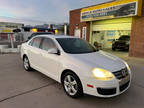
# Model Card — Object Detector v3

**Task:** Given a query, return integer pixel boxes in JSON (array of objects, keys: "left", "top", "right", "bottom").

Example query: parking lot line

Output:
[{"left": 0, "top": 82, "right": 56, "bottom": 103}]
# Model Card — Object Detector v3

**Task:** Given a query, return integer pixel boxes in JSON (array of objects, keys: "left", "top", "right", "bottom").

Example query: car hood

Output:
[{"left": 69, "top": 51, "right": 126, "bottom": 72}]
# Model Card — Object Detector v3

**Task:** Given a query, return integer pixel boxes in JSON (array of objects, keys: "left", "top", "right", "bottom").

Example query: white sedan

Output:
[{"left": 21, "top": 35, "right": 131, "bottom": 98}]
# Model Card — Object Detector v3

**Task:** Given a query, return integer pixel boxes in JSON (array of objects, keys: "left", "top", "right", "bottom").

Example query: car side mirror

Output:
[{"left": 48, "top": 48, "right": 60, "bottom": 55}]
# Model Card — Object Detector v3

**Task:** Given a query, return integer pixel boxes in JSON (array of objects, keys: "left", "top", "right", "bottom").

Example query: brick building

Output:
[{"left": 69, "top": 0, "right": 144, "bottom": 58}]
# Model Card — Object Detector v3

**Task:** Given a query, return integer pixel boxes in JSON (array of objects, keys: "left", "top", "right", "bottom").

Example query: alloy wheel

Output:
[
  {"left": 23, "top": 57, "right": 29, "bottom": 70},
  {"left": 64, "top": 75, "right": 78, "bottom": 96}
]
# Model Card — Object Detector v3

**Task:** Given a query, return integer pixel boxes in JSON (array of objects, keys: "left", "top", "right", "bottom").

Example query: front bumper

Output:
[{"left": 82, "top": 71, "right": 131, "bottom": 98}]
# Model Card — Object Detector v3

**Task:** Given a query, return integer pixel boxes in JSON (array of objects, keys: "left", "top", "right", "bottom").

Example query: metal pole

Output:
[
  {"left": 64, "top": 24, "right": 67, "bottom": 35},
  {"left": 9, "top": 34, "right": 14, "bottom": 48},
  {"left": 0, "top": 33, "right": 1, "bottom": 40}
]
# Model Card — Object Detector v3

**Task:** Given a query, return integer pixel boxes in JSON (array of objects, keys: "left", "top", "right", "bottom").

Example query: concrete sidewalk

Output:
[{"left": 0, "top": 54, "right": 144, "bottom": 108}]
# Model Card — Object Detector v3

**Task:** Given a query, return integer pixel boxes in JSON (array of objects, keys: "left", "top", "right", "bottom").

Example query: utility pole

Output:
[
  {"left": 64, "top": 23, "right": 67, "bottom": 35},
  {"left": 9, "top": 34, "right": 14, "bottom": 48}
]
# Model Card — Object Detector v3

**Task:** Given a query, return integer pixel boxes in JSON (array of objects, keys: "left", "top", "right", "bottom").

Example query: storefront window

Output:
[{"left": 92, "top": 30, "right": 131, "bottom": 49}]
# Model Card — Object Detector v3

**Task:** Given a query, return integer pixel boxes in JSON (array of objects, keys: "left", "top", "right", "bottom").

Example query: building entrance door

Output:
[
  {"left": 74, "top": 29, "right": 81, "bottom": 38},
  {"left": 92, "top": 31, "right": 105, "bottom": 49}
]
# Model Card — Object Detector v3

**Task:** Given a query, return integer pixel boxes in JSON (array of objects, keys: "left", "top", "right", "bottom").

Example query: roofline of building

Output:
[
  {"left": 70, "top": 0, "right": 115, "bottom": 12},
  {"left": 22, "top": 26, "right": 56, "bottom": 30},
  {"left": 0, "top": 21, "right": 24, "bottom": 25}
]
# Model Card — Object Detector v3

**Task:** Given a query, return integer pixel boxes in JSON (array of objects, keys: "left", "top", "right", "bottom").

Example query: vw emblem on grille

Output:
[{"left": 122, "top": 69, "right": 127, "bottom": 77}]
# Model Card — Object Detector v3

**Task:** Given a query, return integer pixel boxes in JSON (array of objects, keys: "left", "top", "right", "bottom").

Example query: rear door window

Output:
[
  {"left": 31, "top": 37, "right": 42, "bottom": 48},
  {"left": 40, "top": 38, "right": 57, "bottom": 51}
]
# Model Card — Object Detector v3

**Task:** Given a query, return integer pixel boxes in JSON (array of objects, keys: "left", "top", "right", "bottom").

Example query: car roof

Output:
[{"left": 35, "top": 35, "right": 78, "bottom": 39}]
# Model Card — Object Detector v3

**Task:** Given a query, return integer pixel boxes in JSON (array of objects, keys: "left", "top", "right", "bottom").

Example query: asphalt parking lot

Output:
[{"left": 0, "top": 53, "right": 144, "bottom": 108}]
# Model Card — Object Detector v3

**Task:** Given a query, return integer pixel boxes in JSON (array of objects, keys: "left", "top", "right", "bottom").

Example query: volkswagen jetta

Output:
[{"left": 21, "top": 35, "right": 131, "bottom": 98}]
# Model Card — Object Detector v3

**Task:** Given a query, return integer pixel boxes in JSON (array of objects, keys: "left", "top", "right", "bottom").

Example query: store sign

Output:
[
  {"left": 2, "top": 29, "right": 12, "bottom": 33},
  {"left": 81, "top": 0, "right": 142, "bottom": 22}
]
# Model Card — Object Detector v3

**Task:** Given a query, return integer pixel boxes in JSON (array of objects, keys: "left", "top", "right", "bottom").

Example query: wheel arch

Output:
[
  {"left": 60, "top": 69, "right": 84, "bottom": 98},
  {"left": 23, "top": 54, "right": 28, "bottom": 60},
  {"left": 60, "top": 69, "right": 81, "bottom": 84}
]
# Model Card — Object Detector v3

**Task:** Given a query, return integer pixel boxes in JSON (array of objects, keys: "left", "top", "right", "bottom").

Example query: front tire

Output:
[
  {"left": 23, "top": 56, "right": 32, "bottom": 71},
  {"left": 62, "top": 72, "right": 83, "bottom": 98}
]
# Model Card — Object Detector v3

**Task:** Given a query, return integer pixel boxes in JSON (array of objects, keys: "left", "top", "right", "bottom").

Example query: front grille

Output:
[
  {"left": 97, "top": 88, "right": 116, "bottom": 95},
  {"left": 115, "top": 42, "right": 126, "bottom": 46},
  {"left": 120, "top": 81, "right": 130, "bottom": 92},
  {"left": 113, "top": 67, "right": 129, "bottom": 80}
]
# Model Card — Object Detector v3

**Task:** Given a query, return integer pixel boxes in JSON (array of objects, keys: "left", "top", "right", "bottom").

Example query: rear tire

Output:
[
  {"left": 61, "top": 72, "right": 83, "bottom": 98},
  {"left": 23, "top": 56, "right": 32, "bottom": 71}
]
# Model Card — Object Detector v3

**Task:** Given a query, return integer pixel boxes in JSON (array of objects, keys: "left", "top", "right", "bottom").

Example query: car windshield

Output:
[
  {"left": 119, "top": 36, "right": 130, "bottom": 41},
  {"left": 56, "top": 38, "right": 97, "bottom": 54}
]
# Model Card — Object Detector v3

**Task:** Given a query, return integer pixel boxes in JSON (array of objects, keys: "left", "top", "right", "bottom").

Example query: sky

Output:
[{"left": 0, "top": 0, "right": 110, "bottom": 25}]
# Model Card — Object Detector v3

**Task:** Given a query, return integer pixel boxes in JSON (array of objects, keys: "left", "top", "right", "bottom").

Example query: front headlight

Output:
[{"left": 92, "top": 68, "right": 114, "bottom": 80}]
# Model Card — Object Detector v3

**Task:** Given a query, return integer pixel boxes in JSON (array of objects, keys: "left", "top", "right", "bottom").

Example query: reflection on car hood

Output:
[{"left": 70, "top": 51, "right": 126, "bottom": 72}]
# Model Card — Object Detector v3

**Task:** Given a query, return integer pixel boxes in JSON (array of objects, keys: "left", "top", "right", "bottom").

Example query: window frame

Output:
[{"left": 28, "top": 39, "right": 34, "bottom": 46}]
